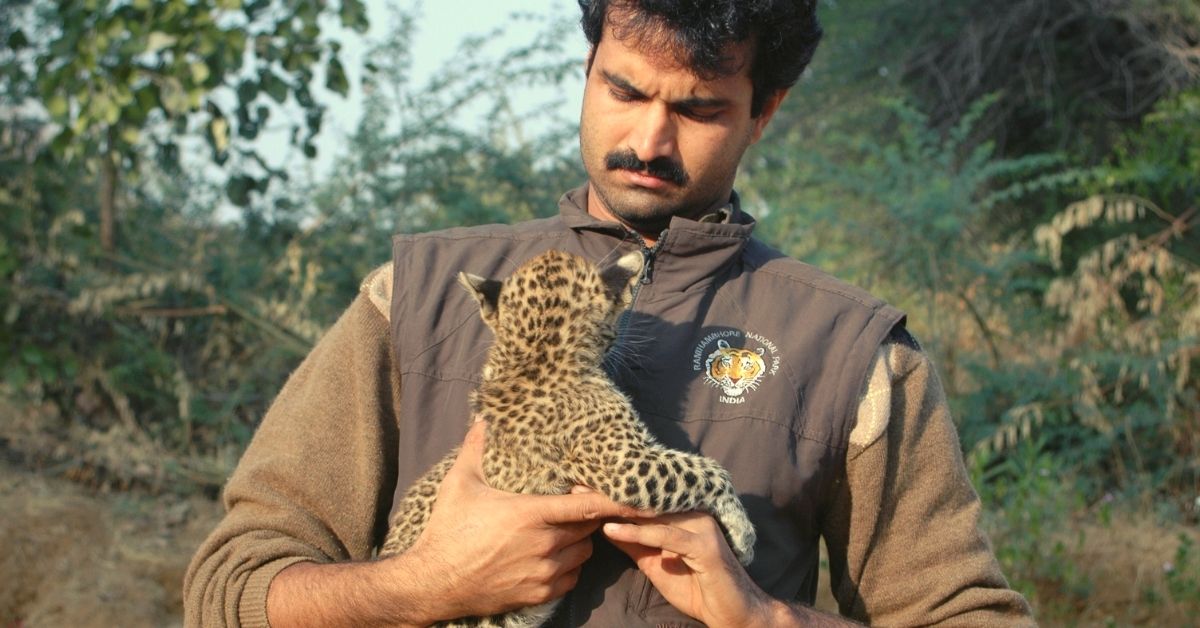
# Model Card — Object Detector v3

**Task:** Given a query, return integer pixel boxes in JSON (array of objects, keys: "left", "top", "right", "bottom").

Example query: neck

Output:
[
  {"left": 584, "top": 190, "right": 660, "bottom": 246},
  {"left": 486, "top": 340, "right": 607, "bottom": 376}
]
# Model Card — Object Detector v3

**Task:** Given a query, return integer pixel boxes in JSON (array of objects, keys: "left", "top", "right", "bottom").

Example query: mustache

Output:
[{"left": 604, "top": 149, "right": 689, "bottom": 187}]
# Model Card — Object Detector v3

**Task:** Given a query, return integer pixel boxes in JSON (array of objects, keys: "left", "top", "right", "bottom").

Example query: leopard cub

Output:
[{"left": 378, "top": 249, "right": 755, "bottom": 628}]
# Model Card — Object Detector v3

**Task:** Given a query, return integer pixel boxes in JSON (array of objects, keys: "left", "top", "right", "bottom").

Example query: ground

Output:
[{"left": 0, "top": 458, "right": 223, "bottom": 627}]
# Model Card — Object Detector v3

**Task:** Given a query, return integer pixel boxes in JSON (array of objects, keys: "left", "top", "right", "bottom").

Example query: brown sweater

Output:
[{"left": 183, "top": 264, "right": 1034, "bottom": 627}]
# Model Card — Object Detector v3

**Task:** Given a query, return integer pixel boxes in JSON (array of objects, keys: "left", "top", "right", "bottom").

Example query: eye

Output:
[
  {"left": 609, "top": 88, "right": 639, "bottom": 103},
  {"left": 679, "top": 106, "right": 721, "bottom": 122}
]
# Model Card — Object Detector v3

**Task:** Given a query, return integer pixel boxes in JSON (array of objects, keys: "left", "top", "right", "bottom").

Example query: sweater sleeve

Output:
[
  {"left": 183, "top": 265, "right": 401, "bottom": 628},
  {"left": 821, "top": 333, "right": 1036, "bottom": 626}
]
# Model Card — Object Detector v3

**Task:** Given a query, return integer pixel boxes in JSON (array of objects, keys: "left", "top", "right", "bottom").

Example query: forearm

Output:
[
  {"left": 762, "top": 599, "right": 862, "bottom": 627},
  {"left": 266, "top": 558, "right": 443, "bottom": 628}
]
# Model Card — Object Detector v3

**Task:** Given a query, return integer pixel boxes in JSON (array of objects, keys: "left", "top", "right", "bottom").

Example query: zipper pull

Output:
[
  {"left": 639, "top": 230, "right": 667, "bottom": 285},
  {"left": 640, "top": 246, "right": 655, "bottom": 285}
]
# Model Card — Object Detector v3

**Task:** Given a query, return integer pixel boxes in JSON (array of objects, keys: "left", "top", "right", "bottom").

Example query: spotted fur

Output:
[{"left": 378, "top": 249, "right": 755, "bottom": 628}]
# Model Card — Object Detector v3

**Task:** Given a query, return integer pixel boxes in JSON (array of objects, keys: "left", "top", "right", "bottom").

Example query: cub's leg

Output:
[
  {"left": 565, "top": 447, "right": 756, "bottom": 565},
  {"left": 379, "top": 450, "right": 456, "bottom": 556},
  {"left": 379, "top": 449, "right": 559, "bottom": 628}
]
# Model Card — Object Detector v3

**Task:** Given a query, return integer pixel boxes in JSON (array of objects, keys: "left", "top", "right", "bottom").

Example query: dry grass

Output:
[
  {"left": 0, "top": 459, "right": 222, "bottom": 627},
  {"left": 1043, "top": 515, "right": 1200, "bottom": 626}
]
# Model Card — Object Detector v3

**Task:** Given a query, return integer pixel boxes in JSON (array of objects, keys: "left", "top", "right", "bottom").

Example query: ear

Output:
[
  {"left": 584, "top": 45, "right": 597, "bottom": 76},
  {"left": 457, "top": 272, "right": 502, "bottom": 325},
  {"left": 750, "top": 88, "right": 789, "bottom": 144},
  {"left": 600, "top": 250, "right": 643, "bottom": 306}
]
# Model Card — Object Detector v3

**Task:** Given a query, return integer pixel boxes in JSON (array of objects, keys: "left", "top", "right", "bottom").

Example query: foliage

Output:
[
  {"left": 874, "top": 0, "right": 1200, "bottom": 158},
  {"left": 6, "top": 0, "right": 365, "bottom": 168},
  {"left": 0, "top": 0, "right": 368, "bottom": 267},
  {"left": 1019, "top": 90, "right": 1199, "bottom": 500},
  {"left": 0, "top": 0, "right": 372, "bottom": 487},
  {"left": 1164, "top": 533, "right": 1200, "bottom": 608},
  {"left": 0, "top": 125, "right": 321, "bottom": 489},
  {"left": 750, "top": 94, "right": 1072, "bottom": 385},
  {"left": 0, "top": 2, "right": 582, "bottom": 482},
  {"left": 972, "top": 440, "right": 1091, "bottom": 614},
  {"left": 294, "top": 7, "right": 585, "bottom": 308},
  {"left": 326, "top": 6, "right": 583, "bottom": 225},
  {"left": 750, "top": 0, "right": 1198, "bottom": 514},
  {"left": 0, "top": 3, "right": 587, "bottom": 492}
]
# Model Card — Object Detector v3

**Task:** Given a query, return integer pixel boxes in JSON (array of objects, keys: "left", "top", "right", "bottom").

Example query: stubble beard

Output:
[
  {"left": 592, "top": 181, "right": 676, "bottom": 235},
  {"left": 591, "top": 148, "right": 698, "bottom": 234}
]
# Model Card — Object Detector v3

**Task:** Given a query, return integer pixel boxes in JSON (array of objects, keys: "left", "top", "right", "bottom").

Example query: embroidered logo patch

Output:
[{"left": 692, "top": 331, "right": 780, "bottom": 404}]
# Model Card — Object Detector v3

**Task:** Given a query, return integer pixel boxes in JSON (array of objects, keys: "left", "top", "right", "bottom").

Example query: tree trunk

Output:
[{"left": 100, "top": 126, "right": 117, "bottom": 253}]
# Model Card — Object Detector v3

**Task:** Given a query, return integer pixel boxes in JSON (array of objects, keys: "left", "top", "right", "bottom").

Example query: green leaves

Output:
[
  {"left": 261, "top": 70, "right": 289, "bottom": 104},
  {"left": 340, "top": 0, "right": 369, "bottom": 33},
  {"left": 6, "top": 28, "right": 29, "bottom": 50},
  {"left": 8, "top": 0, "right": 369, "bottom": 206},
  {"left": 46, "top": 94, "right": 68, "bottom": 118},
  {"left": 146, "top": 31, "right": 177, "bottom": 53},
  {"left": 225, "top": 174, "right": 264, "bottom": 206},
  {"left": 325, "top": 57, "right": 349, "bottom": 96}
]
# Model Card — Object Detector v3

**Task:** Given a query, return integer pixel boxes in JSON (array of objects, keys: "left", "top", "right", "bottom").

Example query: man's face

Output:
[{"left": 579, "top": 22, "right": 783, "bottom": 238}]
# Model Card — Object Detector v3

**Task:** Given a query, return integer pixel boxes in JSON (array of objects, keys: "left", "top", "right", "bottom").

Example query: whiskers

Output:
[{"left": 603, "top": 325, "right": 654, "bottom": 375}]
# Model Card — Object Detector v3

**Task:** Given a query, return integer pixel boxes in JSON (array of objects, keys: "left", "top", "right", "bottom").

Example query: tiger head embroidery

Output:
[{"left": 704, "top": 340, "right": 767, "bottom": 397}]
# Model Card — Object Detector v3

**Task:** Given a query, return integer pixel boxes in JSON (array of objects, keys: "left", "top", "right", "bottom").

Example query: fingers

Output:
[
  {"left": 604, "top": 536, "right": 659, "bottom": 563},
  {"left": 536, "top": 540, "right": 591, "bottom": 601},
  {"left": 537, "top": 490, "right": 655, "bottom": 526},
  {"left": 602, "top": 514, "right": 726, "bottom": 568},
  {"left": 603, "top": 521, "right": 696, "bottom": 556},
  {"left": 546, "top": 565, "right": 584, "bottom": 602},
  {"left": 556, "top": 537, "right": 594, "bottom": 570}
]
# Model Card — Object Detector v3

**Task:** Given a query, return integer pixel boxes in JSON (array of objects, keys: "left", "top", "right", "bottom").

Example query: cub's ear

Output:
[
  {"left": 457, "top": 272, "right": 502, "bottom": 325},
  {"left": 600, "top": 250, "right": 644, "bottom": 306}
]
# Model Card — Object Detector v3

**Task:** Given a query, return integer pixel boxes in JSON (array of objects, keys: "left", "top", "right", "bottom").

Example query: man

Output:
[{"left": 185, "top": 1, "right": 1036, "bottom": 626}]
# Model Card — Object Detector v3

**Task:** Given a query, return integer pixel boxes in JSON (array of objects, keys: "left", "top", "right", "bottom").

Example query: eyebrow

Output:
[{"left": 601, "top": 70, "right": 731, "bottom": 110}]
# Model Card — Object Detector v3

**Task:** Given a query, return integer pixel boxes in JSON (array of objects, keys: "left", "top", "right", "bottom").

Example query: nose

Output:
[{"left": 629, "top": 102, "right": 676, "bottom": 164}]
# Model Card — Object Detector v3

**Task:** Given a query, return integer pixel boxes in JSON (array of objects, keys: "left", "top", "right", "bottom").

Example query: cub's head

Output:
[{"left": 457, "top": 249, "right": 642, "bottom": 363}]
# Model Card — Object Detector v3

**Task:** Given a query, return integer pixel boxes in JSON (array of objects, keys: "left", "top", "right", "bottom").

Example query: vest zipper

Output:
[
  {"left": 631, "top": 233, "right": 666, "bottom": 300},
  {"left": 619, "top": 233, "right": 665, "bottom": 340}
]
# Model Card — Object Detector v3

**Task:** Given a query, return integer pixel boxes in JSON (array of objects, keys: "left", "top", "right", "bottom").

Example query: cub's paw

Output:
[{"left": 715, "top": 497, "right": 756, "bottom": 566}]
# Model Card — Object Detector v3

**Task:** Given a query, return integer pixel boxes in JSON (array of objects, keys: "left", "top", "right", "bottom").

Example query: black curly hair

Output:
[{"left": 578, "top": 0, "right": 822, "bottom": 117}]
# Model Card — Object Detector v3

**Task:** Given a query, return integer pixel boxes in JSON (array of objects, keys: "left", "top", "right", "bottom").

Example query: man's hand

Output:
[
  {"left": 603, "top": 512, "right": 859, "bottom": 628},
  {"left": 602, "top": 511, "right": 777, "bottom": 627},
  {"left": 397, "top": 420, "right": 652, "bottom": 619},
  {"left": 267, "top": 421, "right": 650, "bottom": 627}
]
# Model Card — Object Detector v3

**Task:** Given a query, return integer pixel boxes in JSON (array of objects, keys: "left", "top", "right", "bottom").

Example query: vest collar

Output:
[{"left": 558, "top": 185, "right": 757, "bottom": 295}]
